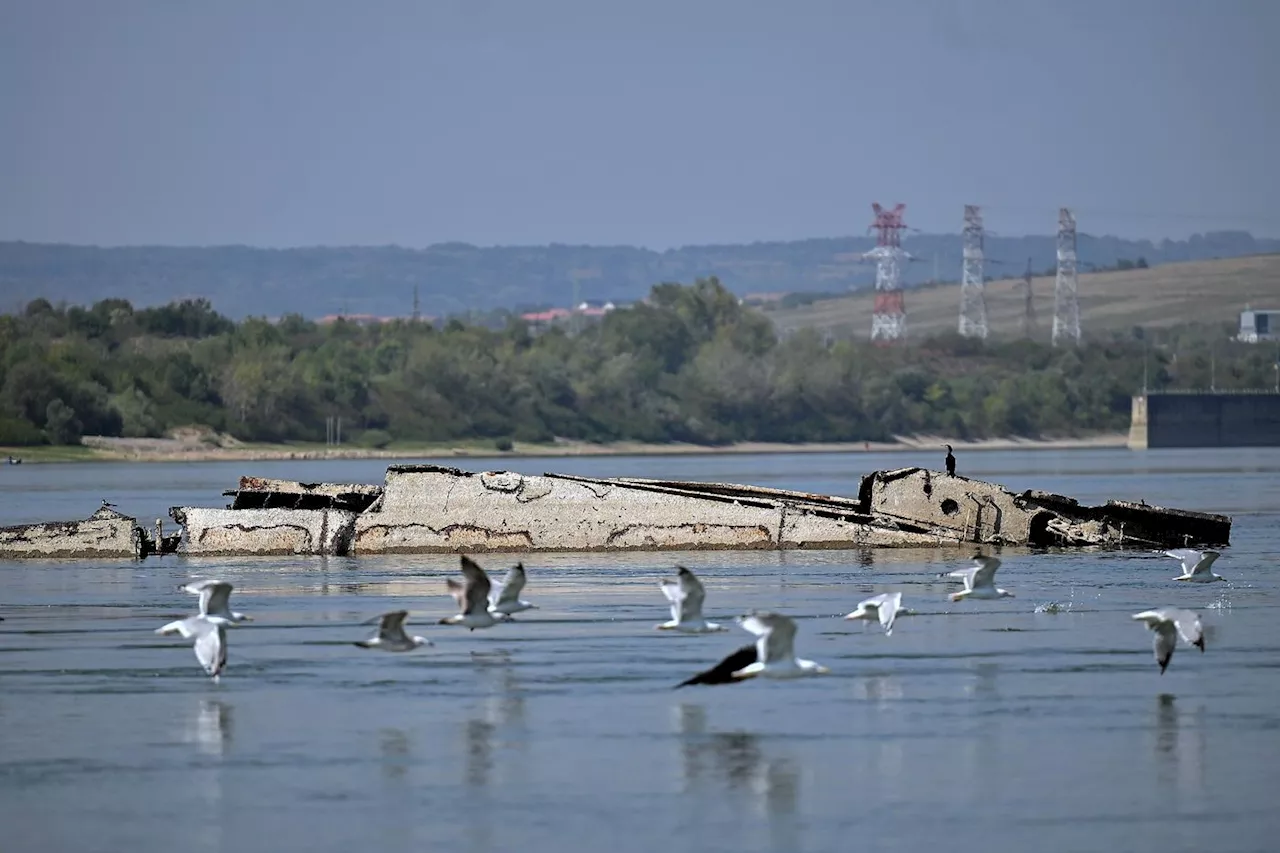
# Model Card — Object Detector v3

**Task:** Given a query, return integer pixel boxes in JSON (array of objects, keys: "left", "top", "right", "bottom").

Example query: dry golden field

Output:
[{"left": 763, "top": 253, "right": 1280, "bottom": 341}]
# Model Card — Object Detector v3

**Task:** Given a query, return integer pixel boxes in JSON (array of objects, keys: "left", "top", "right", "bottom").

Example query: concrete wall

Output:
[{"left": 1129, "top": 393, "right": 1280, "bottom": 449}]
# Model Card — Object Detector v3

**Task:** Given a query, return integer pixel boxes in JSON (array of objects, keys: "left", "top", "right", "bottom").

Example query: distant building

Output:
[
  {"left": 1238, "top": 308, "right": 1280, "bottom": 343},
  {"left": 520, "top": 301, "right": 616, "bottom": 334}
]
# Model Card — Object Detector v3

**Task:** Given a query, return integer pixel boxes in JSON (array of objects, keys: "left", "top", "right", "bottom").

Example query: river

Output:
[{"left": 1, "top": 447, "right": 1278, "bottom": 853}]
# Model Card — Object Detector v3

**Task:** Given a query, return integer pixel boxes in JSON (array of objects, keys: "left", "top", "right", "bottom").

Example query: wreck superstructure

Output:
[{"left": 0, "top": 464, "right": 1232, "bottom": 560}]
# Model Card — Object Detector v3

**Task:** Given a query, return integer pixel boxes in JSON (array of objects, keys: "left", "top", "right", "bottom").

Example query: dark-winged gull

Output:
[
  {"left": 1133, "top": 607, "right": 1205, "bottom": 674},
  {"left": 657, "top": 566, "right": 728, "bottom": 633},
  {"left": 488, "top": 563, "right": 536, "bottom": 620},
  {"left": 947, "top": 553, "right": 1014, "bottom": 602},
  {"left": 844, "top": 592, "right": 906, "bottom": 636},
  {"left": 156, "top": 615, "right": 229, "bottom": 681},
  {"left": 440, "top": 555, "right": 500, "bottom": 631},
  {"left": 675, "top": 611, "right": 829, "bottom": 687},
  {"left": 1164, "top": 549, "right": 1226, "bottom": 584},
  {"left": 181, "top": 579, "right": 252, "bottom": 624},
  {"left": 355, "top": 610, "right": 433, "bottom": 652}
]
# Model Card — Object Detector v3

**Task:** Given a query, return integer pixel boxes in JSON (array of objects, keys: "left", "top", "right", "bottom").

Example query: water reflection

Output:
[
  {"left": 183, "top": 698, "right": 233, "bottom": 757},
  {"left": 853, "top": 674, "right": 904, "bottom": 705},
  {"left": 1152, "top": 694, "right": 1207, "bottom": 799},
  {"left": 672, "top": 703, "right": 800, "bottom": 849},
  {"left": 179, "top": 699, "right": 233, "bottom": 853},
  {"left": 463, "top": 651, "right": 527, "bottom": 791},
  {"left": 965, "top": 662, "right": 1000, "bottom": 701},
  {"left": 379, "top": 728, "right": 411, "bottom": 783}
]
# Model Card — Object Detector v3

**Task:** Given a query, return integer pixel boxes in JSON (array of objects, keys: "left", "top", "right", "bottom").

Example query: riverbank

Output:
[{"left": 1, "top": 432, "right": 1129, "bottom": 464}]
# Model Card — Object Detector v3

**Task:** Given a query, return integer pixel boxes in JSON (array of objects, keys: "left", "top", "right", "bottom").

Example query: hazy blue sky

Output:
[{"left": 2, "top": 0, "right": 1277, "bottom": 248}]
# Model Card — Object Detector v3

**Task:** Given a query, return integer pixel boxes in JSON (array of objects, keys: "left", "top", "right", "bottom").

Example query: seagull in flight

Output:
[
  {"left": 488, "top": 563, "right": 536, "bottom": 620},
  {"left": 1133, "top": 607, "right": 1205, "bottom": 674},
  {"left": 675, "top": 611, "right": 829, "bottom": 687},
  {"left": 156, "top": 615, "right": 229, "bottom": 681},
  {"left": 947, "top": 553, "right": 1014, "bottom": 602},
  {"left": 844, "top": 592, "right": 906, "bottom": 636},
  {"left": 1165, "top": 549, "right": 1226, "bottom": 583},
  {"left": 657, "top": 566, "right": 728, "bottom": 633},
  {"left": 440, "top": 556, "right": 500, "bottom": 631},
  {"left": 355, "top": 610, "right": 433, "bottom": 652},
  {"left": 181, "top": 579, "right": 252, "bottom": 624}
]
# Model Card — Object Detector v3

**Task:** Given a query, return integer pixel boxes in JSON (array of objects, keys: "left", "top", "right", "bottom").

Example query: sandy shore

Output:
[{"left": 6, "top": 431, "right": 1129, "bottom": 463}]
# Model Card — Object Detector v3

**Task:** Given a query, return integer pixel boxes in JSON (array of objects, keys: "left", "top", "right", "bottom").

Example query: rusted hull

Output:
[{"left": 859, "top": 467, "right": 1231, "bottom": 549}]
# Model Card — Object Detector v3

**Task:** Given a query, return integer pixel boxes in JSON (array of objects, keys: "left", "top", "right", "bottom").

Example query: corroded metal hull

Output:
[{"left": 0, "top": 464, "right": 1233, "bottom": 559}]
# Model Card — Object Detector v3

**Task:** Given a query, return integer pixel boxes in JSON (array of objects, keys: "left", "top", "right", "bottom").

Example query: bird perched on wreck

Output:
[
  {"left": 943, "top": 445, "right": 957, "bottom": 477},
  {"left": 1164, "top": 548, "right": 1226, "bottom": 584},
  {"left": 657, "top": 566, "right": 728, "bottom": 633},
  {"left": 488, "top": 563, "right": 537, "bottom": 620},
  {"left": 355, "top": 610, "right": 432, "bottom": 652},
  {"left": 675, "top": 611, "right": 829, "bottom": 687},
  {"left": 440, "top": 555, "right": 500, "bottom": 630},
  {"left": 1132, "top": 607, "right": 1205, "bottom": 674},
  {"left": 947, "top": 553, "right": 1014, "bottom": 602}
]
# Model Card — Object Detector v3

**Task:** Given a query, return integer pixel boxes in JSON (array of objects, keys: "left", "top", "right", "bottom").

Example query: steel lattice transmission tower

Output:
[
  {"left": 864, "top": 203, "right": 910, "bottom": 342},
  {"left": 1052, "top": 208, "right": 1081, "bottom": 346},
  {"left": 958, "top": 204, "right": 989, "bottom": 339},
  {"left": 1020, "top": 257, "right": 1037, "bottom": 338}
]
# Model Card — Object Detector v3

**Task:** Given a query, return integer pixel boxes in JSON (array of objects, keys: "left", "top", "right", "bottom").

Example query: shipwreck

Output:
[{"left": 0, "top": 464, "right": 1231, "bottom": 560}]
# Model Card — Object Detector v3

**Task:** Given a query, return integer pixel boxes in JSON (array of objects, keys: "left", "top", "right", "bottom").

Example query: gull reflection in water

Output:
[
  {"left": 179, "top": 699, "right": 234, "bottom": 853},
  {"left": 1152, "top": 693, "right": 1207, "bottom": 799},
  {"left": 854, "top": 673, "right": 905, "bottom": 705},
  {"left": 672, "top": 703, "right": 801, "bottom": 849},
  {"left": 852, "top": 676, "right": 906, "bottom": 796},
  {"left": 377, "top": 728, "right": 414, "bottom": 851},
  {"left": 380, "top": 728, "right": 411, "bottom": 784},
  {"left": 464, "top": 651, "right": 528, "bottom": 791},
  {"left": 183, "top": 698, "right": 234, "bottom": 757}
]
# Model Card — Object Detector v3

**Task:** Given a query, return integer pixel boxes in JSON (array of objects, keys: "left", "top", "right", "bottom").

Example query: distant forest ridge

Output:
[{"left": 2, "top": 230, "right": 1276, "bottom": 321}]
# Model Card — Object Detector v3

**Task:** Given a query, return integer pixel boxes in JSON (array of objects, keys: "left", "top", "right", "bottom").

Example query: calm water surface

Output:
[{"left": 2, "top": 448, "right": 1279, "bottom": 853}]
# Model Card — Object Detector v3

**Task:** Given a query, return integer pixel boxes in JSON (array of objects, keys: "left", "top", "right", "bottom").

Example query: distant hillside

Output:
[
  {"left": 764, "top": 254, "right": 1280, "bottom": 341},
  {"left": 2, "top": 230, "right": 1277, "bottom": 320}
]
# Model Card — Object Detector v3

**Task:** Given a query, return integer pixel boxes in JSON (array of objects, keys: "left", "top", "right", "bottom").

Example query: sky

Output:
[{"left": 2, "top": 0, "right": 1278, "bottom": 249}]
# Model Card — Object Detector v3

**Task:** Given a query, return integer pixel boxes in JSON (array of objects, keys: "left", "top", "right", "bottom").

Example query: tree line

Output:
[{"left": 0, "top": 278, "right": 1274, "bottom": 448}]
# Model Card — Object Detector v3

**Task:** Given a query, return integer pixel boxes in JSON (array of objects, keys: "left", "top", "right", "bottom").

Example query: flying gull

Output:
[
  {"left": 844, "top": 592, "right": 906, "bottom": 636},
  {"left": 181, "top": 579, "right": 252, "bottom": 624},
  {"left": 1133, "top": 607, "right": 1205, "bottom": 674},
  {"left": 488, "top": 563, "right": 537, "bottom": 620},
  {"left": 947, "top": 553, "right": 1014, "bottom": 602},
  {"left": 657, "top": 566, "right": 728, "bottom": 633},
  {"left": 676, "top": 611, "right": 829, "bottom": 687},
  {"left": 355, "top": 610, "right": 433, "bottom": 652},
  {"left": 1165, "top": 549, "right": 1226, "bottom": 584},
  {"left": 440, "top": 555, "right": 500, "bottom": 631},
  {"left": 156, "top": 615, "right": 229, "bottom": 681}
]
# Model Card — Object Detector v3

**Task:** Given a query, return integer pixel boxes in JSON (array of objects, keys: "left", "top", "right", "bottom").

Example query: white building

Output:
[{"left": 1238, "top": 308, "right": 1280, "bottom": 343}]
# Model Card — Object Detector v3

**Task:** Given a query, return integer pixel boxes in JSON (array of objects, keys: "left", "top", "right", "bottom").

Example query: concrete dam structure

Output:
[{"left": 1128, "top": 392, "right": 1280, "bottom": 449}]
